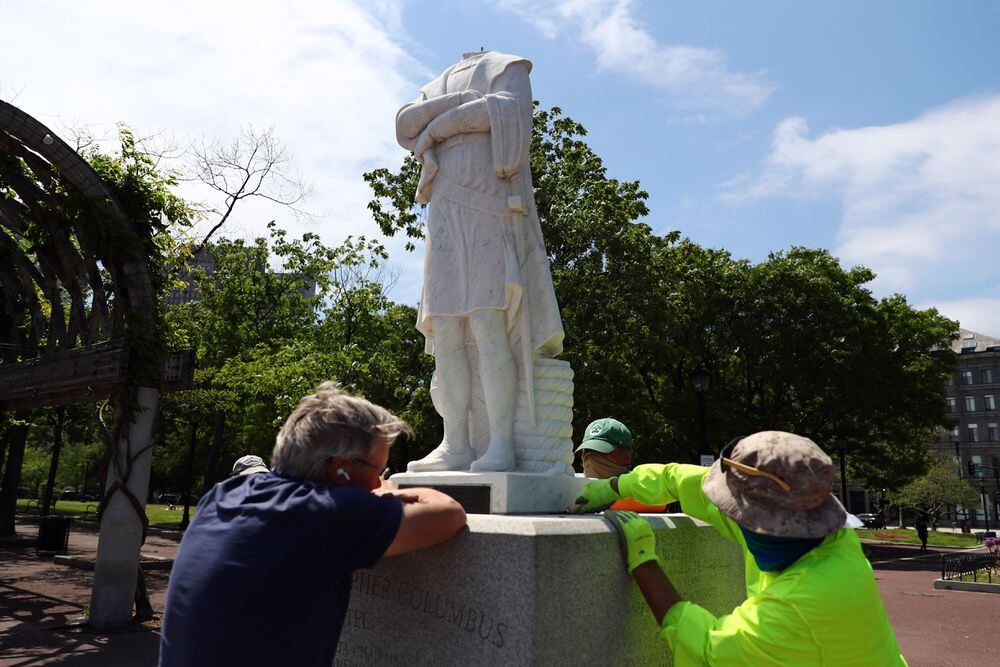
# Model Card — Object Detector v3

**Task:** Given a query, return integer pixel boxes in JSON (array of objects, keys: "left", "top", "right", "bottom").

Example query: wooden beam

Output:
[
  {"left": 0, "top": 341, "right": 127, "bottom": 409},
  {"left": 0, "top": 343, "right": 195, "bottom": 410}
]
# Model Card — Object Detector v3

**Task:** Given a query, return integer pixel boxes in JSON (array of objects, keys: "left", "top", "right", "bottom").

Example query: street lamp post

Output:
[
  {"left": 980, "top": 480, "right": 991, "bottom": 531},
  {"left": 836, "top": 434, "right": 850, "bottom": 514},
  {"left": 953, "top": 440, "right": 970, "bottom": 524},
  {"left": 690, "top": 366, "right": 711, "bottom": 459},
  {"left": 180, "top": 411, "right": 200, "bottom": 531},
  {"left": 993, "top": 459, "right": 1000, "bottom": 529}
]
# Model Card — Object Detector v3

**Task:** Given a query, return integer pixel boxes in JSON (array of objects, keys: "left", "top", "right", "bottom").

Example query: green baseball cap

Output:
[{"left": 575, "top": 418, "right": 633, "bottom": 453}]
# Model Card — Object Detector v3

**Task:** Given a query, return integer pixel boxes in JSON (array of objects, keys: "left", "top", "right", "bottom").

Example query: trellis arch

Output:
[
  {"left": 0, "top": 100, "right": 159, "bottom": 368},
  {"left": 0, "top": 100, "right": 169, "bottom": 630}
]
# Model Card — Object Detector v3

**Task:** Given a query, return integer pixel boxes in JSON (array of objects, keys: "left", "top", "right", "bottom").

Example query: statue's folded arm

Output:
[{"left": 396, "top": 90, "right": 482, "bottom": 149}]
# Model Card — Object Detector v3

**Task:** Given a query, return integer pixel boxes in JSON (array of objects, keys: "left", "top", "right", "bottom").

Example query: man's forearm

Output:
[
  {"left": 382, "top": 487, "right": 467, "bottom": 556},
  {"left": 631, "top": 561, "right": 683, "bottom": 626}
]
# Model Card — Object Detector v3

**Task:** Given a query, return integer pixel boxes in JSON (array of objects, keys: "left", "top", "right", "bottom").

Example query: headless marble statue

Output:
[{"left": 396, "top": 51, "right": 573, "bottom": 474}]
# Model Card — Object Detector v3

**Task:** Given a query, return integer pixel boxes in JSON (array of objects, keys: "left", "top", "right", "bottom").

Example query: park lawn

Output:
[
  {"left": 955, "top": 570, "right": 997, "bottom": 583},
  {"left": 16, "top": 499, "right": 192, "bottom": 529},
  {"left": 855, "top": 527, "right": 981, "bottom": 548}
]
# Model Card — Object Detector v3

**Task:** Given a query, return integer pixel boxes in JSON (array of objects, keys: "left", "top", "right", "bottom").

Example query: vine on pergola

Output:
[{"left": 0, "top": 100, "right": 187, "bottom": 534}]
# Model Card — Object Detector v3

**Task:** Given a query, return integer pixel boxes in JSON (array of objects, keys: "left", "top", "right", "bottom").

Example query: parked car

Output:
[
  {"left": 155, "top": 492, "right": 199, "bottom": 505},
  {"left": 855, "top": 513, "right": 885, "bottom": 529},
  {"left": 59, "top": 489, "right": 82, "bottom": 502},
  {"left": 156, "top": 493, "right": 181, "bottom": 505}
]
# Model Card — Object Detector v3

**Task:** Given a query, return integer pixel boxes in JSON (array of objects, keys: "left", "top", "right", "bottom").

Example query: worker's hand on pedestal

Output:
[
  {"left": 606, "top": 510, "right": 660, "bottom": 573},
  {"left": 570, "top": 478, "right": 619, "bottom": 513}
]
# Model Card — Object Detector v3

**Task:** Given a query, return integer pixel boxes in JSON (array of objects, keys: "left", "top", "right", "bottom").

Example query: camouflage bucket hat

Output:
[{"left": 702, "top": 431, "right": 847, "bottom": 539}]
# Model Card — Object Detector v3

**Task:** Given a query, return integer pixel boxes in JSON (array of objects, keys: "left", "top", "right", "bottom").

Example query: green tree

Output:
[
  {"left": 694, "top": 247, "right": 957, "bottom": 488},
  {"left": 160, "top": 224, "right": 436, "bottom": 489},
  {"left": 899, "top": 454, "right": 981, "bottom": 526}
]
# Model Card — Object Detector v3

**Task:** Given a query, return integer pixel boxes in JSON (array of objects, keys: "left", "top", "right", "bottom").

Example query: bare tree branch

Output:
[{"left": 187, "top": 125, "right": 313, "bottom": 253}]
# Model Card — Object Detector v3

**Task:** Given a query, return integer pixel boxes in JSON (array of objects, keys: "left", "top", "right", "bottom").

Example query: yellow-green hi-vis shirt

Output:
[{"left": 618, "top": 464, "right": 908, "bottom": 667}]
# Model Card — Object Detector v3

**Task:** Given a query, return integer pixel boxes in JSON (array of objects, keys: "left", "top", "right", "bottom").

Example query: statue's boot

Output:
[
  {"left": 407, "top": 442, "right": 475, "bottom": 472},
  {"left": 469, "top": 440, "right": 515, "bottom": 472}
]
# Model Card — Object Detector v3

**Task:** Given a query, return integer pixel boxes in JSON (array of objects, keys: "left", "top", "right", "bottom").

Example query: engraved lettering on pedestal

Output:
[
  {"left": 353, "top": 571, "right": 393, "bottom": 600},
  {"left": 344, "top": 608, "right": 370, "bottom": 630},
  {"left": 345, "top": 572, "right": 510, "bottom": 651},
  {"left": 394, "top": 580, "right": 508, "bottom": 648},
  {"left": 334, "top": 642, "right": 406, "bottom": 667}
]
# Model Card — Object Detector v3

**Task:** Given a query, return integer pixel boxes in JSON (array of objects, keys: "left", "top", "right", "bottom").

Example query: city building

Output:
[
  {"left": 933, "top": 328, "right": 1000, "bottom": 528},
  {"left": 165, "top": 248, "right": 216, "bottom": 305},
  {"left": 166, "top": 247, "right": 316, "bottom": 306}
]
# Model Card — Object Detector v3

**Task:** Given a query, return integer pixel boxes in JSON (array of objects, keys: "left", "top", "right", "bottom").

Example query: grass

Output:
[
  {"left": 954, "top": 570, "right": 997, "bottom": 584},
  {"left": 16, "top": 499, "right": 192, "bottom": 529},
  {"left": 855, "top": 527, "right": 981, "bottom": 548}
]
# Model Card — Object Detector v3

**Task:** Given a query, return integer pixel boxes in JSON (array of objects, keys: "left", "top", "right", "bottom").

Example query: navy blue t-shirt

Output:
[{"left": 159, "top": 471, "right": 402, "bottom": 667}]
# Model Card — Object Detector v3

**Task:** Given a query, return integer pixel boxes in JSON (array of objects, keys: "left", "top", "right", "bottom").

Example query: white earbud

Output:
[{"left": 337, "top": 468, "right": 351, "bottom": 481}]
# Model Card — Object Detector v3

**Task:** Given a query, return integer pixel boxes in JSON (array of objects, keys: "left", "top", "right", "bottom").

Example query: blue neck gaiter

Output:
[{"left": 740, "top": 526, "right": 823, "bottom": 572}]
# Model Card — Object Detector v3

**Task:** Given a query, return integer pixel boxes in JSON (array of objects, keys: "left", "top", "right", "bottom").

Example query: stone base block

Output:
[
  {"left": 933, "top": 578, "right": 1000, "bottom": 593},
  {"left": 390, "top": 471, "right": 588, "bottom": 514},
  {"left": 336, "top": 513, "right": 746, "bottom": 666}
]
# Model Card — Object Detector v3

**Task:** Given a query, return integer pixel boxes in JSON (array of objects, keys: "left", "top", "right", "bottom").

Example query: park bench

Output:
[{"left": 973, "top": 531, "right": 997, "bottom": 542}]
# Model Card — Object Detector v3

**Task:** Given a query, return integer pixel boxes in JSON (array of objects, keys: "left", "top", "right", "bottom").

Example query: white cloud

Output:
[
  {"left": 927, "top": 298, "right": 1000, "bottom": 338},
  {"left": 500, "top": 0, "right": 775, "bottom": 118},
  {"left": 0, "top": 0, "right": 427, "bottom": 298},
  {"left": 723, "top": 94, "right": 1000, "bottom": 318}
]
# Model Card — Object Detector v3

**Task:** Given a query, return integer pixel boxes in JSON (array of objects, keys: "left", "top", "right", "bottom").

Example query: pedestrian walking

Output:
[{"left": 916, "top": 516, "right": 929, "bottom": 552}]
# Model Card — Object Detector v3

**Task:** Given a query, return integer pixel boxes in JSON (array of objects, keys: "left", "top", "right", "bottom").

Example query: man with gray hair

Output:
[{"left": 160, "top": 383, "right": 466, "bottom": 666}]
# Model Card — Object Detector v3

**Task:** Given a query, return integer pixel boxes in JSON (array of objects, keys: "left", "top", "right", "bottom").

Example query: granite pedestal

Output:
[{"left": 336, "top": 514, "right": 746, "bottom": 666}]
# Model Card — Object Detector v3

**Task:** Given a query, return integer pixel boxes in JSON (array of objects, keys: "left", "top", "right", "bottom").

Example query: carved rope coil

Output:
[
  {"left": 525, "top": 389, "right": 573, "bottom": 407},
  {"left": 514, "top": 357, "right": 575, "bottom": 471},
  {"left": 533, "top": 375, "right": 574, "bottom": 393},
  {"left": 515, "top": 427, "right": 574, "bottom": 447}
]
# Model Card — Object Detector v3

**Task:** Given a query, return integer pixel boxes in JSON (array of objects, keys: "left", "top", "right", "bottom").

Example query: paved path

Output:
[
  {"left": 0, "top": 519, "right": 176, "bottom": 666},
  {"left": 1, "top": 519, "right": 996, "bottom": 665},
  {"left": 868, "top": 542, "right": 999, "bottom": 667}
]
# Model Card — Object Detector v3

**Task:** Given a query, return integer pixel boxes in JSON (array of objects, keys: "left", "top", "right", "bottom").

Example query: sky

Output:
[{"left": 3, "top": 0, "right": 1000, "bottom": 334}]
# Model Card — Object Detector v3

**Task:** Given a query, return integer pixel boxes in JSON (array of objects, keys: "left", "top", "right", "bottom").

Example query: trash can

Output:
[{"left": 37, "top": 516, "right": 74, "bottom": 553}]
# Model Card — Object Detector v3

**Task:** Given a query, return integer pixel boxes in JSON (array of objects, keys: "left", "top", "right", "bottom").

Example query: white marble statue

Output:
[{"left": 396, "top": 50, "right": 574, "bottom": 474}]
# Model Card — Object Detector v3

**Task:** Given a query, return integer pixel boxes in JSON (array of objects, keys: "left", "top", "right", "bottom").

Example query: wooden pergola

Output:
[{"left": 0, "top": 100, "right": 188, "bottom": 630}]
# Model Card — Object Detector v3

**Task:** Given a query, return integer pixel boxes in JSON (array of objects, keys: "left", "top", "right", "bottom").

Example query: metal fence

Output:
[{"left": 941, "top": 553, "right": 996, "bottom": 582}]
